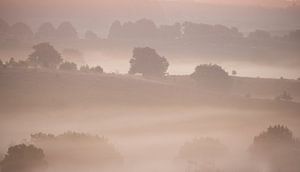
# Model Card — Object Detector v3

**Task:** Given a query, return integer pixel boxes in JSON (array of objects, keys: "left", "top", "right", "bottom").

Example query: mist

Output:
[{"left": 1, "top": 1, "right": 300, "bottom": 172}]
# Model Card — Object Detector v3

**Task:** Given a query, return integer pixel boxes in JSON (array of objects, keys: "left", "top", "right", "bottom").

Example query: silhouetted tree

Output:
[
  {"left": 59, "top": 61, "right": 77, "bottom": 71},
  {"left": 250, "top": 125, "right": 300, "bottom": 172},
  {"left": 191, "top": 64, "right": 232, "bottom": 90},
  {"left": 275, "top": 91, "right": 293, "bottom": 101},
  {"left": 129, "top": 47, "right": 169, "bottom": 77},
  {"left": 9, "top": 22, "right": 34, "bottom": 40},
  {"left": 90, "top": 66, "right": 104, "bottom": 73},
  {"left": 35, "top": 22, "right": 56, "bottom": 41},
  {"left": 56, "top": 22, "right": 78, "bottom": 41},
  {"left": 5, "top": 58, "right": 17, "bottom": 68},
  {"left": 0, "top": 144, "right": 47, "bottom": 172},
  {"left": 27, "top": 42, "right": 63, "bottom": 69}
]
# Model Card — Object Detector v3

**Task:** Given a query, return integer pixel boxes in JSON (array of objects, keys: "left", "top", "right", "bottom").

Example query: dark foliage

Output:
[
  {"left": 27, "top": 42, "right": 63, "bottom": 69},
  {"left": 0, "top": 144, "right": 47, "bottom": 172},
  {"left": 90, "top": 66, "right": 104, "bottom": 73},
  {"left": 59, "top": 61, "right": 77, "bottom": 71},
  {"left": 250, "top": 125, "right": 300, "bottom": 172},
  {"left": 129, "top": 47, "right": 169, "bottom": 77},
  {"left": 191, "top": 64, "right": 232, "bottom": 90}
]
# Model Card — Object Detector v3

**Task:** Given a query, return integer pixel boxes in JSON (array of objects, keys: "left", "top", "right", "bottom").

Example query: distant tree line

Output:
[{"left": 0, "top": 42, "right": 104, "bottom": 74}]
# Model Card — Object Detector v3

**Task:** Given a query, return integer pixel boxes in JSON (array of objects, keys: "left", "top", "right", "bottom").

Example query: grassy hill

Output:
[{"left": 0, "top": 68, "right": 299, "bottom": 113}]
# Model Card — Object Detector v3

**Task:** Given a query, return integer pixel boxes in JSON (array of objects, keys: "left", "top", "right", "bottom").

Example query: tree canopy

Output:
[
  {"left": 250, "top": 125, "right": 300, "bottom": 172},
  {"left": 129, "top": 47, "right": 169, "bottom": 77},
  {"left": 191, "top": 64, "right": 232, "bottom": 90},
  {"left": 27, "top": 42, "right": 63, "bottom": 69}
]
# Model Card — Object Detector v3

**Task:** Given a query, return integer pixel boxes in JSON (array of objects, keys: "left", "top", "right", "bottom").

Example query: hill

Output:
[{"left": 0, "top": 68, "right": 299, "bottom": 113}]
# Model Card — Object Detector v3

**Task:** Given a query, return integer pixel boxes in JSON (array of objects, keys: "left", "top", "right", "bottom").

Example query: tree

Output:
[
  {"left": 0, "top": 144, "right": 47, "bottom": 172},
  {"left": 35, "top": 22, "right": 56, "bottom": 41},
  {"left": 59, "top": 61, "right": 77, "bottom": 71},
  {"left": 129, "top": 47, "right": 169, "bottom": 77},
  {"left": 250, "top": 125, "right": 300, "bottom": 172},
  {"left": 191, "top": 64, "right": 232, "bottom": 90},
  {"left": 9, "top": 22, "right": 34, "bottom": 40},
  {"left": 56, "top": 22, "right": 78, "bottom": 41},
  {"left": 90, "top": 66, "right": 104, "bottom": 73},
  {"left": 27, "top": 42, "right": 63, "bottom": 69}
]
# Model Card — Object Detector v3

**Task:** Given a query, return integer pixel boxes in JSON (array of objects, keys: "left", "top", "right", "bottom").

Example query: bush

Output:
[
  {"left": 59, "top": 61, "right": 77, "bottom": 71},
  {"left": 191, "top": 64, "right": 232, "bottom": 90},
  {"left": 90, "top": 66, "right": 104, "bottom": 73}
]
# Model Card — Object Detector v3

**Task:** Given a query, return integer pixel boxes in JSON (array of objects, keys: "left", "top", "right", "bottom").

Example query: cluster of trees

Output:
[
  {"left": 0, "top": 42, "right": 104, "bottom": 74},
  {"left": 0, "top": 19, "right": 81, "bottom": 42},
  {"left": 108, "top": 19, "right": 300, "bottom": 44},
  {"left": 1, "top": 17, "right": 300, "bottom": 46},
  {"left": 178, "top": 125, "right": 300, "bottom": 172}
]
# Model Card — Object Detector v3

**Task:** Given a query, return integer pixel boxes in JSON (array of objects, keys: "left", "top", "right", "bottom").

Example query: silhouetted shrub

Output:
[
  {"left": 62, "top": 48, "right": 85, "bottom": 66},
  {"left": 275, "top": 91, "right": 293, "bottom": 101},
  {"left": 0, "top": 144, "right": 47, "bottom": 172},
  {"left": 90, "top": 66, "right": 104, "bottom": 73},
  {"left": 250, "top": 125, "right": 300, "bottom": 172},
  {"left": 191, "top": 64, "right": 232, "bottom": 90},
  {"left": 27, "top": 42, "right": 63, "bottom": 69},
  {"left": 59, "top": 61, "right": 77, "bottom": 71},
  {"left": 129, "top": 47, "right": 169, "bottom": 77}
]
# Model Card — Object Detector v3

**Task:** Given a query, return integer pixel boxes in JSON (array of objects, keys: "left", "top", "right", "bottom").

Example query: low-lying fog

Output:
[
  {"left": 1, "top": 106, "right": 299, "bottom": 172},
  {"left": 83, "top": 51, "right": 300, "bottom": 79}
]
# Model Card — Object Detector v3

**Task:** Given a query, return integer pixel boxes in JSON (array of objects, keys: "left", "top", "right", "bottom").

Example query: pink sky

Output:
[{"left": 0, "top": 0, "right": 297, "bottom": 7}]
